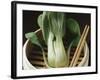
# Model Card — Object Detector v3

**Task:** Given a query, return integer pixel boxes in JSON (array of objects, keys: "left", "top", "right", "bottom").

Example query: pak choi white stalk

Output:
[
  {"left": 54, "top": 36, "right": 68, "bottom": 67},
  {"left": 47, "top": 31, "right": 56, "bottom": 67}
]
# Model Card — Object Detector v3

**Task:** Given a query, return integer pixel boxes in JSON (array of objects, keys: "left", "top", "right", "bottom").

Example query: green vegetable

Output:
[
  {"left": 65, "top": 18, "right": 80, "bottom": 46},
  {"left": 47, "top": 12, "right": 68, "bottom": 67},
  {"left": 25, "top": 11, "right": 80, "bottom": 68},
  {"left": 25, "top": 32, "right": 42, "bottom": 47}
]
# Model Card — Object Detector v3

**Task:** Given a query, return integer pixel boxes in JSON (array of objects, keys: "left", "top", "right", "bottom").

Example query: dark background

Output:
[{"left": 23, "top": 10, "right": 91, "bottom": 66}]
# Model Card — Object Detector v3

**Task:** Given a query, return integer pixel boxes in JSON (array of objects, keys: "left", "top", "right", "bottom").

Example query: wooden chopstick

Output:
[{"left": 70, "top": 25, "right": 89, "bottom": 67}]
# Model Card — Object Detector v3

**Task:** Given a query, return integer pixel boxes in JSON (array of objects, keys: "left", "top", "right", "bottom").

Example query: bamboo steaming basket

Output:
[{"left": 23, "top": 30, "right": 89, "bottom": 69}]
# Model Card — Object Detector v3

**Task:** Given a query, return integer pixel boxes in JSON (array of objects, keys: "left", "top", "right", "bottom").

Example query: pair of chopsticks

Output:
[{"left": 70, "top": 25, "right": 89, "bottom": 67}]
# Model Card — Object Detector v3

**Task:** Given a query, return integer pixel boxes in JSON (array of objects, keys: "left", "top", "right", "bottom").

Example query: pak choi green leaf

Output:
[{"left": 25, "top": 32, "right": 42, "bottom": 47}]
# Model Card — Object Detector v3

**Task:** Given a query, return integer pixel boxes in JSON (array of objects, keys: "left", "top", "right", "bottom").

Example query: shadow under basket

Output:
[{"left": 23, "top": 31, "right": 89, "bottom": 70}]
